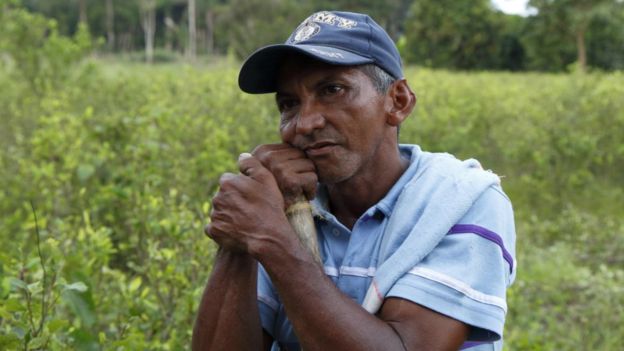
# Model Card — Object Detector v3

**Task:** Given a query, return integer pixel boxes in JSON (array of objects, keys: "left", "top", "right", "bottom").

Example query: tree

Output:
[
  {"left": 139, "top": 0, "right": 156, "bottom": 63},
  {"left": 586, "top": 5, "right": 624, "bottom": 70},
  {"left": 22, "top": 0, "right": 78, "bottom": 35},
  {"left": 528, "top": 0, "right": 618, "bottom": 72},
  {"left": 205, "top": 6, "right": 215, "bottom": 54},
  {"left": 186, "top": 0, "right": 224, "bottom": 55},
  {"left": 78, "top": 0, "right": 87, "bottom": 25},
  {"left": 106, "top": 0, "right": 115, "bottom": 51},
  {"left": 402, "top": 0, "right": 502, "bottom": 69},
  {"left": 215, "top": 0, "right": 310, "bottom": 59},
  {"left": 187, "top": 0, "right": 196, "bottom": 58}
]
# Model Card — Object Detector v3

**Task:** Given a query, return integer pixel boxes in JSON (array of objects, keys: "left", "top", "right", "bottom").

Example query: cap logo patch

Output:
[
  {"left": 291, "top": 11, "right": 358, "bottom": 43},
  {"left": 293, "top": 21, "right": 320, "bottom": 42},
  {"left": 311, "top": 11, "right": 357, "bottom": 29}
]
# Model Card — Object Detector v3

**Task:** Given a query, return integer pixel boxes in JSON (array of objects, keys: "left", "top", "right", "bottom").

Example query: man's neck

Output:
[{"left": 326, "top": 145, "right": 409, "bottom": 229}]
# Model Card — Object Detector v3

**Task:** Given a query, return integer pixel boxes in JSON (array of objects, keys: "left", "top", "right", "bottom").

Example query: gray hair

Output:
[
  {"left": 358, "top": 64, "right": 404, "bottom": 137},
  {"left": 358, "top": 64, "right": 397, "bottom": 94}
]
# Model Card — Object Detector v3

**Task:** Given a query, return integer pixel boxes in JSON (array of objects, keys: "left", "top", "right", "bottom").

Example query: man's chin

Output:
[
  {"left": 316, "top": 169, "right": 351, "bottom": 185},
  {"left": 313, "top": 154, "right": 358, "bottom": 185}
]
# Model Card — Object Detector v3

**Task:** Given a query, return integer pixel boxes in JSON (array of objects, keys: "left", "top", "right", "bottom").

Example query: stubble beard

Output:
[{"left": 314, "top": 151, "right": 361, "bottom": 186}]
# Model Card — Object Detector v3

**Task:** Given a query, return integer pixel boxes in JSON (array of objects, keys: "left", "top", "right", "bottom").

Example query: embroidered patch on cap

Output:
[
  {"left": 293, "top": 21, "right": 320, "bottom": 42},
  {"left": 291, "top": 11, "right": 358, "bottom": 43},
  {"left": 310, "top": 11, "right": 357, "bottom": 29}
]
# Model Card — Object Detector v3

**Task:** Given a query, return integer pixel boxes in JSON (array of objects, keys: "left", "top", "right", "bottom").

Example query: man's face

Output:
[{"left": 276, "top": 59, "right": 390, "bottom": 185}]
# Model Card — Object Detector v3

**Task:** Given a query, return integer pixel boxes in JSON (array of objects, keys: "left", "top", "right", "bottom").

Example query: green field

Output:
[{"left": 1, "top": 60, "right": 623, "bottom": 350}]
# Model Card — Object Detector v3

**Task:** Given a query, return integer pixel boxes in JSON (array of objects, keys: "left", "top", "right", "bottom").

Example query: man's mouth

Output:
[{"left": 304, "top": 141, "right": 338, "bottom": 157}]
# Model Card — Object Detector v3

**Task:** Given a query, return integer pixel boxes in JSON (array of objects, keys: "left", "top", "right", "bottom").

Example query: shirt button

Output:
[{"left": 332, "top": 229, "right": 340, "bottom": 236}]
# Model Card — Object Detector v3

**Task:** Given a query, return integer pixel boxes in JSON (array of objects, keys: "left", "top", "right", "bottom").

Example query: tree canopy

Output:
[{"left": 10, "top": 0, "right": 624, "bottom": 71}]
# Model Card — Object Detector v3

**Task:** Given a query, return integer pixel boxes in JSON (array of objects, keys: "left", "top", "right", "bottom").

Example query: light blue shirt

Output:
[{"left": 258, "top": 145, "right": 516, "bottom": 351}]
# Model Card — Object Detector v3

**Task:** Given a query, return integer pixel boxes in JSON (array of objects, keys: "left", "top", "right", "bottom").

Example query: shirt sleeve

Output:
[
  {"left": 257, "top": 265, "right": 300, "bottom": 350},
  {"left": 257, "top": 263, "right": 280, "bottom": 338},
  {"left": 386, "top": 185, "right": 516, "bottom": 341}
]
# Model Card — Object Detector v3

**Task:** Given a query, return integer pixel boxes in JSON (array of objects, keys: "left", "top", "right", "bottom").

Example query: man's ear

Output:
[{"left": 385, "top": 79, "right": 416, "bottom": 127}]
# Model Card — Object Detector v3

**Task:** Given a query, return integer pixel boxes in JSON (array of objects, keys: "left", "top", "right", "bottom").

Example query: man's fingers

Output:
[
  {"left": 218, "top": 172, "right": 237, "bottom": 186},
  {"left": 238, "top": 153, "right": 277, "bottom": 187},
  {"left": 253, "top": 143, "right": 309, "bottom": 167},
  {"left": 247, "top": 145, "right": 318, "bottom": 203},
  {"left": 252, "top": 143, "right": 300, "bottom": 159},
  {"left": 281, "top": 158, "right": 316, "bottom": 173},
  {"left": 300, "top": 173, "right": 318, "bottom": 200},
  {"left": 238, "top": 153, "right": 254, "bottom": 175}
]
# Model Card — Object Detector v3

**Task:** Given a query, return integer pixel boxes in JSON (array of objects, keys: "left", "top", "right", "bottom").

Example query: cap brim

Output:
[{"left": 238, "top": 44, "right": 374, "bottom": 94}]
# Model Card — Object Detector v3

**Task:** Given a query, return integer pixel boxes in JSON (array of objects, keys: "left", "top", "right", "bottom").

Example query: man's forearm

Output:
[
  {"left": 192, "top": 248, "right": 263, "bottom": 351},
  {"left": 258, "top": 233, "right": 468, "bottom": 351},
  {"left": 257, "top": 237, "right": 407, "bottom": 351}
]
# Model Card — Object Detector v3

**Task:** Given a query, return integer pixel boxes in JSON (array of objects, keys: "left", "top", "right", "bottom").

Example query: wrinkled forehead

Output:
[{"left": 275, "top": 53, "right": 361, "bottom": 90}]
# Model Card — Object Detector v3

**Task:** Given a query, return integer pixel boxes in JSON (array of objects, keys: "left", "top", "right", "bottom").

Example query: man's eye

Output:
[
  {"left": 278, "top": 99, "right": 298, "bottom": 112},
  {"left": 321, "top": 84, "right": 343, "bottom": 95}
]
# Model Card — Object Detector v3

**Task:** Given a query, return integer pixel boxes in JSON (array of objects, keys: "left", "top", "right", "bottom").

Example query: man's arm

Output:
[
  {"left": 204, "top": 151, "right": 468, "bottom": 350},
  {"left": 191, "top": 249, "right": 266, "bottom": 351},
  {"left": 192, "top": 152, "right": 284, "bottom": 351},
  {"left": 257, "top": 228, "right": 468, "bottom": 351}
]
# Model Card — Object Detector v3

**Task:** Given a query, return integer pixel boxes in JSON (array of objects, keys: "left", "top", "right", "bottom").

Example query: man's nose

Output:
[{"left": 296, "top": 101, "right": 325, "bottom": 135}]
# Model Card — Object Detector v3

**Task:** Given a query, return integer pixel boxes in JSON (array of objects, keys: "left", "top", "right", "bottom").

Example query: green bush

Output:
[
  {"left": 401, "top": 68, "right": 624, "bottom": 220},
  {"left": 0, "top": 61, "right": 277, "bottom": 349},
  {"left": 0, "top": 2, "right": 93, "bottom": 95},
  {"left": 507, "top": 241, "right": 624, "bottom": 350}
]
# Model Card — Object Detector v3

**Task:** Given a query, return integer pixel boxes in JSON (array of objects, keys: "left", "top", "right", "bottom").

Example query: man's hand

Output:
[
  {"left": 252, "top": 144, "right": 318, "bottom": 208},
  {"left": 205, "top": 154, "right": 292, "bottom": 256}
]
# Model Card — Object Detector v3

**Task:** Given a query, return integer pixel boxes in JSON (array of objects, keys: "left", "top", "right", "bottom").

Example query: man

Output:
[{"left": 193, "top": 11, "right": 516, "bottom": 351}]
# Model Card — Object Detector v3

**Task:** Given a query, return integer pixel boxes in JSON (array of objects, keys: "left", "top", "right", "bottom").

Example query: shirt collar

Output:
[{"left": 373, "top": 145, "right": 420, "bottom": 217}]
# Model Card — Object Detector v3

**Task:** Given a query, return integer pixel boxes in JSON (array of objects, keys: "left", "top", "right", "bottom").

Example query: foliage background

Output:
[
  {"left": 16, "top": 0, "right": 624, "bottom": 72},
  {"left": 1, "top": 1, "right": 623, "bottom": 350}
]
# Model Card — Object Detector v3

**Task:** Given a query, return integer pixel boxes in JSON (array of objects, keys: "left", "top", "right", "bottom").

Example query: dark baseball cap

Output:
[{"left": 238, "top": 11, "right": 403, "bottom": 94}]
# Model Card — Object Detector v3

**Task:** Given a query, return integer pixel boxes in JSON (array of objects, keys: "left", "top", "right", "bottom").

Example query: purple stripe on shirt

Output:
[
  {"left": 448, "top": 224, "right": 514, "bottom": 273},
  {"left": 461, "top": 341, "right": 486, "bottom": 349}
]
